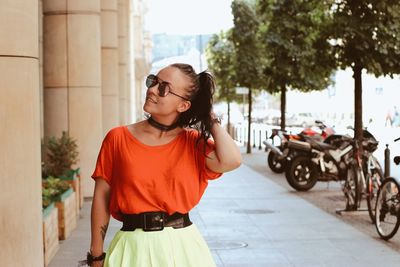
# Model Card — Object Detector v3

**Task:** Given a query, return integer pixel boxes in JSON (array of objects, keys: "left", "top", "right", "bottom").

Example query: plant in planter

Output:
[
  {"left": 42, "top": 131, "right": 79, "bottom": 178},
  {"left": 41, "top": 132, "right": 80, "bottom": 262},
  {"left": 42, "top": 177, "right": 71, "bottom": 202},
  {"left": 42, "top": 187, "right": 57, "bottom": 209},
  {"left": 42, "top": 131, "right": 82, "bottom": 213}
]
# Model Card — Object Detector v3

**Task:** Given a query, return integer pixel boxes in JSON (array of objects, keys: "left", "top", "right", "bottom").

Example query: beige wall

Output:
[{"left": 0, "top": 1, "right": 43, "bottom": 266}]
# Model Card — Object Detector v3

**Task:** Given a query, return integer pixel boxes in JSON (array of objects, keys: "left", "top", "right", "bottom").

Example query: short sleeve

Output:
[
  {"left": 199, "top": 137, "right": 223, "bottom": 180},
  {"left": 91, "top": 130, "right": 115, "bottom": 185}
]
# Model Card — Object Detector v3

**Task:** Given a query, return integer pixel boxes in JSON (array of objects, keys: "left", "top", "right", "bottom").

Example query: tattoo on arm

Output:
[{"left": 100, "top": 223, "right": 109, "bottom": 240}]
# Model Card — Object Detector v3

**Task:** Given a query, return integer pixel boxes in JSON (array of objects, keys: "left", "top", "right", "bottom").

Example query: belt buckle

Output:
[{"left": 143, "top": 212, "right": 165, "bottom": 232}]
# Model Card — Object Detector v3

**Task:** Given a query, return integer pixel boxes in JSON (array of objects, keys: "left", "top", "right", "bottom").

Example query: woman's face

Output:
[{"left": 143, "top": 66, "right": 192, "bottom": 117}]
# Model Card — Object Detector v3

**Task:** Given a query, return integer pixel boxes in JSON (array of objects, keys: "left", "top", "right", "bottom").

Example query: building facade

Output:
[{"left": 0, "top": 0, "right": 151, "bottom": 265}]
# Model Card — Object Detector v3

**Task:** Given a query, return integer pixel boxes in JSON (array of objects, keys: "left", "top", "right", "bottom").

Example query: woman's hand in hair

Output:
[{"left": 206, "top": 114, "right": 242, "bottom": 173}]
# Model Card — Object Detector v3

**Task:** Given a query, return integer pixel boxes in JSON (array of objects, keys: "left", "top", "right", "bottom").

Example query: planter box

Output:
[
  {"left": 43, "top": 203, "right": 59, "bottom": 266},
  {"left": 77, "top": 172, "right": 83, "bottom": 209},
  {"left": 55, "top": 188, "right": 77, "bottom": 240},
  {"left": 61, "top": 168, "right": 82, "bottom": 214}
]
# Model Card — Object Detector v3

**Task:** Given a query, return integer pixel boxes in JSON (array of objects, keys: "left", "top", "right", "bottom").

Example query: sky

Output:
[{"left": 145, "top": 0, "right": 234, "bottom": 35}]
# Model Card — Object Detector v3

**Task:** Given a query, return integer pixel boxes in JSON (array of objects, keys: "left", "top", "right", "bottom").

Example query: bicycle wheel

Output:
[
  {"left": 343, "top": 164, "right": 360, "bottom": 211},
  {"left": 375, "top": 177, "right": 400, "bottom": 240},
  {"left": 366, "top": 164, "right": 384, "bottom": 223}
]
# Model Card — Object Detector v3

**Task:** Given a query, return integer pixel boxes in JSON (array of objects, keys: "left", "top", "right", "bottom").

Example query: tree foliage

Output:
[
  {"left": 231, "top": 0, "right": 263, "bottom": 153},
  {"left": 231, "top": 0, "right": 263, "bottom": 89},
  {"left": 327, "top": 0, "right": 400, "bottom": 141},
  {"left": 206, "top": 30, "right": 240, "bottom": 103},
  {"left": 206, "top": 30, "right": 242, "bottom": 133},
  {"left": 256, "top": 0, "right": 336, "bottom": 129}
]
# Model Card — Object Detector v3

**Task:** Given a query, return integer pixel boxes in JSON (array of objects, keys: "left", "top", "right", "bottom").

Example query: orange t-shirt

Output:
[{"left": 91, "top": 126, "right": 222, "bottom": 221}]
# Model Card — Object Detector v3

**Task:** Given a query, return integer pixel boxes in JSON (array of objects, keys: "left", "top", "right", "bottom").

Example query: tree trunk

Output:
[
  {"left": 280, "top": 84, "right": 286, "bottom": 130},
  {"left": 247, "top": 88, "right": 252, "bottom": 154},
  {"left": 227, "top": 100, "right": 231, "bottom": 135},
  {"left": 353, "top": 65, "right": 363, "bottom": 143}
]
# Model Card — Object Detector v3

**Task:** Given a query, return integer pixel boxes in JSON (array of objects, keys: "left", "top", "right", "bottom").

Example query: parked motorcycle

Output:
[
  {"left": 263, "top": 120, "right": 335, "bottom": 173},
  {"left": 284, "top": 129, "right": 380, "bottom": 192}
]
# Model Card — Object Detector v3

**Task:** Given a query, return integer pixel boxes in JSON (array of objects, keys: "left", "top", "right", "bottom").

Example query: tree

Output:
[
  {"left": 206, "top": 29, "right": 240, "bottom": 134},
  {"left": 256, "top": 0, "right": 336, "bottom": 130},
  {"left": 328, "top": 0, "right": 400, "bottom": 142},
  {"left": 231, "top": 0, "right": 263, "bottom": 153}
]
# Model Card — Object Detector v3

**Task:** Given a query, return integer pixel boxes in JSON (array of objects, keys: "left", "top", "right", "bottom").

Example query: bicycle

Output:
[
  {"left": 375, "top": 137, "right": 400, "bottom": 240},
  {"left": 342, "top": 130, "right": 383, "bottom": 223}
]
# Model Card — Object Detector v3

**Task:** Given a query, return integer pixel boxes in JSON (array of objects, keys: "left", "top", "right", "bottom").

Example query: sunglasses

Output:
[{"left": 145, "top": 74, "right": 191, "bottom": 101}]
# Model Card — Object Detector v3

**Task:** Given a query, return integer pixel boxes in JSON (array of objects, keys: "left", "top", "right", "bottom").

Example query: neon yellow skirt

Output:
[{"left": 104, "top": 224, "right": 216, "bottom": 267}]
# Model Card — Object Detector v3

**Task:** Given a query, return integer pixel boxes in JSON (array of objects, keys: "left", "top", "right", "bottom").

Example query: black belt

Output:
[{"left": 121, "top": 212, "right": 192, "bottom": 232}]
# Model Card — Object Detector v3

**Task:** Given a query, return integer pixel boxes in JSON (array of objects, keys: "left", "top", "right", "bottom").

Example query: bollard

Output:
[
  {"left": 384, "top": 144, "right": 390, "bottom": 177},
  {"left": 258, "top": 130, "right": 262, "bottom": 150},
  {"left": 253, "top": 129, "right": 256, "bottom": 148},
  {"left": 263, "top": 130, "right": 268, "bottom": 152}
]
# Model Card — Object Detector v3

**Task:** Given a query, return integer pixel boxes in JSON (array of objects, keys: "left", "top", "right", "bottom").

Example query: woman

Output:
[{"left": 87, "top": 63, "right": 241, "bottom": 267}]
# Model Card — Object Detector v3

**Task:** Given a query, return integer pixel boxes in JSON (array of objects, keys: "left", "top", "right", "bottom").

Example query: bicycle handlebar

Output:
[{"left": 395, "top": 137, "right": 400, "bottom": 142}]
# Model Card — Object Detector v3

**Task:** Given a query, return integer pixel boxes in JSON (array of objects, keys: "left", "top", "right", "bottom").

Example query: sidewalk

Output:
[{"left": 49, "top": 149, "right": 400, "bottom": 267}]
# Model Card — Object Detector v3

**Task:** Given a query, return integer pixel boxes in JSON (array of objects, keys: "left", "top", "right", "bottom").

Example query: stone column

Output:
[
  {"left": 133, "top": 0, "right": 152, "bottom": 121},
  {"left": 39, "top": 0, "right": 45, "bottom": 139},
  {"left": 128, "top": 1, "right": 137, "bottom": 122},
  {"left": 101, "top": 0, "right": 119, "bottom": 134},
  {"left": 43, "top": 0, "right": 103, "bottom": 196},
  {"left": 125, "top": 0, "right": 132, "bottom": 123},
  {"left": 0, "top": 1, "right": 43, "bottom": 266},
  {"left": 118, "top": 0, "right": 128, "bottom": 125}
]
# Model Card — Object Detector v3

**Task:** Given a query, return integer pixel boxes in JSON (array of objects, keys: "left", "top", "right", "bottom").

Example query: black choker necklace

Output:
[{"left": 147, "top": 117, "right": 179, "bottom": 131}]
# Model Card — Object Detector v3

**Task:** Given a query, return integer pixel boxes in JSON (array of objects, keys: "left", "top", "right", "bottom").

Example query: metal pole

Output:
[
  {"left": 252, "top": 129, "right": 256, "bottom": 148},
  {"left": 258, "top": 130, "right": 262, "bottom": 150},
  {"left": 265, "top": 130, "right": 269, "bottom": 149},
  {"left": 385, "top": 144, "right": 390, "bottom": 177},
  {"left": 244, "top": 126, "right": 247, "bottom": 147}
]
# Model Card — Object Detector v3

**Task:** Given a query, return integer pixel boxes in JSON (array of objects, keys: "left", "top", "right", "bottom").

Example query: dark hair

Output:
[{"left": 170, "top": 63, "right": 215, "bottom": 150}]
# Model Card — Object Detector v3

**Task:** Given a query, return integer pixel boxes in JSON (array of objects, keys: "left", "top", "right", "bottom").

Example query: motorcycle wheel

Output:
[
  {"left": 267, "top": 151, "right": 286, "bottom": 173},
  {"left": 366, "top": 165, "right": 384, "bottom": 223},
  {"left": 285, "top": 155, "right": 318, "bottom": 191}
]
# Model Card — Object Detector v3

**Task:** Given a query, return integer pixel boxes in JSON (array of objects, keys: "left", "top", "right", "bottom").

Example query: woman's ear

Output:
[{"left": 177, "top": 100, "right": 191, "bottom": 113}]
